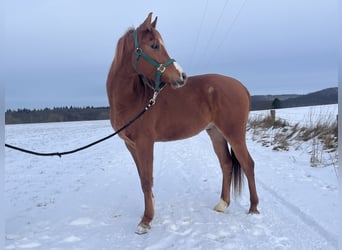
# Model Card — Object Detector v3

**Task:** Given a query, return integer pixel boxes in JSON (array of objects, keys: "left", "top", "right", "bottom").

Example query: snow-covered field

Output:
[
  {"left": 250, "top": 104, "right": 338, "bottom": 127},
  {"left": 5, "top": 104, "right": 339, "bottom": 249}
]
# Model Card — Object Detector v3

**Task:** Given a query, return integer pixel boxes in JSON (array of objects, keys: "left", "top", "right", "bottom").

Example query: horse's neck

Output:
[{"left": 108, "top": 71, "right": 151, "bottom": 111}]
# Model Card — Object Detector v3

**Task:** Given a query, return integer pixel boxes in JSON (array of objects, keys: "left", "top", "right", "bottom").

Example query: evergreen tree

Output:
[{"left": 272, "top": 98, "right": 281, "bottom": 109}]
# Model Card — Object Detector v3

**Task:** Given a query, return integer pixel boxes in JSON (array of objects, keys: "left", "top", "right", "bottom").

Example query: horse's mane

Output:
[{"left": 112, "top": 27, "right": 135, "bottom": 69}]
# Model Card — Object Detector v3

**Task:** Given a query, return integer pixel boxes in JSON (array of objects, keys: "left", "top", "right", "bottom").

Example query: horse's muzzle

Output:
[
  {"left": 170, "top": 62, "right": 187, "bottom": 88},
  {"left": 172, "top": 74, "right": 187, "bottom": 88}
]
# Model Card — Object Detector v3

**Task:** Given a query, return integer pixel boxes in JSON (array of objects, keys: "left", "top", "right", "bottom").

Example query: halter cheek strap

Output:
[{"left": 132, "top": 29, "right": 175, "bottom": 91}]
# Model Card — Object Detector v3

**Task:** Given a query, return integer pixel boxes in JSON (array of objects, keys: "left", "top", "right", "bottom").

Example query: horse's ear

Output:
[
  {"left": 151, "top": 16, "right": 158, "bottom": 28},
  {"left": 141, "top": 12, "right": 153, "bottom": 31}
]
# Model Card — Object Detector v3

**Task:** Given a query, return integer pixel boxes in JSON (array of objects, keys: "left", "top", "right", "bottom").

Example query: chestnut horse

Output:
[{"left": 107, "top": 13, "right": 259, "bottom": 234}]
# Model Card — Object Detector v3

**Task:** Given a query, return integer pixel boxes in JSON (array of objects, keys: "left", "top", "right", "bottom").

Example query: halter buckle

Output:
[
  {"left": 136, "top": 48, "right": 143, "bottom": 55},
  {"left": 157, "top": 64, "right": 166, "bottom": 73}
]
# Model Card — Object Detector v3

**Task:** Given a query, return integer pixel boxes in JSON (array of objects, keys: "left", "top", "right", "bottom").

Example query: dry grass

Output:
[
  {"left": 248, "top": 114, "right": 288, "bottom": 130},
  {"left": 248, "top": 110, "right": 338, "bottom": 167}
]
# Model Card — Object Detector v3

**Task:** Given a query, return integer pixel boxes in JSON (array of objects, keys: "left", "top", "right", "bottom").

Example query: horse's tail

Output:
[{"left": 231, "top": 148, "right": 244, "bottom": 196}]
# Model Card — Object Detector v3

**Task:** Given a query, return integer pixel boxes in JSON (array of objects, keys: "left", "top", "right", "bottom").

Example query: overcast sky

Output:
[{"left": 4, "top": 0, "right": 338, "bottom": 109}]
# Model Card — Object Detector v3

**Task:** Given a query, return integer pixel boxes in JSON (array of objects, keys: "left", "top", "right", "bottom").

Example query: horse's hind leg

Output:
[
  {"left": 206, "top": 126, "right": 233, "bottom": 212},
  {"left": 213, "top": 118, "right": 259, "bottom": 214},
  {"left": 228, "top": 139, "right": 259, "bottom": 214}
]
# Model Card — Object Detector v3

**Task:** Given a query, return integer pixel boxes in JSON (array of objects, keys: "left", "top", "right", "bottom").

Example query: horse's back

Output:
[
  {"left": 186, "top": 73, "right": 251, "bottom": 109},
  {"left": 189, "top": 73, "right": 248, "bottom": 89}
]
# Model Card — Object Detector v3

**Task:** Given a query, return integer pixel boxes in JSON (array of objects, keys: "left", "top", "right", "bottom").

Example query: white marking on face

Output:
[{"left": 173, "top": 61, "right": 185, "bottom": 81}]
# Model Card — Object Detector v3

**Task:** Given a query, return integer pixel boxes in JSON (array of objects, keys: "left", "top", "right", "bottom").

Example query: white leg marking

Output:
[
  {"left": 135, "top": 222, "right": 151, "bottom": 235},
  {"left": 135, "top": 197, "right": 154, "bottom": 234},
  {"left": 214, "top": 198, "right": 228, "bottom": 212}
]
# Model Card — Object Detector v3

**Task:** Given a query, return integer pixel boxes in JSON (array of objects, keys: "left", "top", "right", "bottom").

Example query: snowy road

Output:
[{"left": 5, "top": 107, "right": 339, "bottom": 249}]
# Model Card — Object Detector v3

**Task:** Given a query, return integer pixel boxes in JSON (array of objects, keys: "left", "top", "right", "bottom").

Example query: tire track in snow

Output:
[{"left": 257, "top": 178, "right": 338, "bottom": 248}]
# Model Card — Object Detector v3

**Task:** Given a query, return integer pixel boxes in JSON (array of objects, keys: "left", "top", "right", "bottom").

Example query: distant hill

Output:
[
  {"left": 250, "top": 87, "right": 337, "bottom": 110},
  {"left": 281, "top": 87, "right": 338, "bottom": 108}
]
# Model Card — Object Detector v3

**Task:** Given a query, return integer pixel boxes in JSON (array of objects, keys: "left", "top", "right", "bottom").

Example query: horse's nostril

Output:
[{"left": 181, "top": 72, "right": 187, "bottom": 81}]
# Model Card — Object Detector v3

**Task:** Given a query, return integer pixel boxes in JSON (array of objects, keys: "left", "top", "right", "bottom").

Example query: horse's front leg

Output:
[{"left": 125, "top": 140, "right": 155, "bottom": 234}]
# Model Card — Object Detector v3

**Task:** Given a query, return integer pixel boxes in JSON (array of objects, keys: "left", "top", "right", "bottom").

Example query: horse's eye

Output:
[{"left": 151, "top": 44, "right": 160, "bottom": 50}]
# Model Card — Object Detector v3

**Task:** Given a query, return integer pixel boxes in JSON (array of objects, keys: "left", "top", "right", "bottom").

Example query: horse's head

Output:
[{"left": 132, "top": 13, "right": 187, "bottom": 90}]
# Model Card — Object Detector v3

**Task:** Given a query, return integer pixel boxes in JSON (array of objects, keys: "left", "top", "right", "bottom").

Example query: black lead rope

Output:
[{"left": 5, "top": 94, "right": 158, "bottom": 158}]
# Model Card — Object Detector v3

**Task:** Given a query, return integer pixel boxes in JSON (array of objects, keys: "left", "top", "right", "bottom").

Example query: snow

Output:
[
  {"left": 250, "top": 104, "right": 338, "bottom": 127},
  {"left": 5, "top": 104, "right": 339, "bottom": 249}
]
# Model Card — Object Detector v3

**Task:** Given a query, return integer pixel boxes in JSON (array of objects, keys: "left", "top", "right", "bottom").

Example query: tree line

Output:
[
  {"left": 5, "top": 98, "right": 283, "bottom": 124},
  {"left": 5, "top": 106, "right": 110, "bottom": 124}
]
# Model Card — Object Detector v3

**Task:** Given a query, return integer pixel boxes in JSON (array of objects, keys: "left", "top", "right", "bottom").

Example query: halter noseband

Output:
[{"left": 132, "top": 29, "right": 175, "bottom": 91}]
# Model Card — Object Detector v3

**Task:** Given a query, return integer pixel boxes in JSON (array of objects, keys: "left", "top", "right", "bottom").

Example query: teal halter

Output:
[{"left": 132, "top": 29, "right": 176, "bottom": 91}]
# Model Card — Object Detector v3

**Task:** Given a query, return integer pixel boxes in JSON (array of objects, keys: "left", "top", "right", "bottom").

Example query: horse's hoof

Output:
[
  {"left": 214, "top": 199, "right": 228, "bottom": 213},
  {"left": 248, "top": 208, "right": 260, "bottom": 214},
  {"left": 135, "top": 222, "right": 151, "bottom": 235}
]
